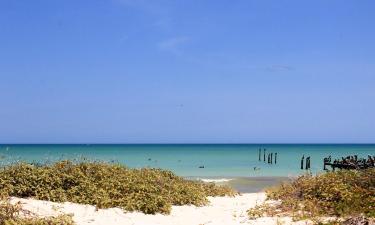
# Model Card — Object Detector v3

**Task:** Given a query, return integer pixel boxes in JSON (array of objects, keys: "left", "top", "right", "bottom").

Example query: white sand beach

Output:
[{"left": 10, "top": 193, "right": 311, "bottom": 225}]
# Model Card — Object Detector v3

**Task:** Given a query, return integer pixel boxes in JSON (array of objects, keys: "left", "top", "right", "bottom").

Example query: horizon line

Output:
[{"left": 1, "top": 143, "right": 375, "bottom": 145}]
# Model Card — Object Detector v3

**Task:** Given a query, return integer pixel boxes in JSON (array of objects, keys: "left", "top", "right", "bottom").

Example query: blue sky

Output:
[{"left": 0, "top": 0, "right": 374, "bottom": 143}]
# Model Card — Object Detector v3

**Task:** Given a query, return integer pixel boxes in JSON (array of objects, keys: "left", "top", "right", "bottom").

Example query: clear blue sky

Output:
[{"left": 0, "top": 0, "right": 374, "bottom": 143}]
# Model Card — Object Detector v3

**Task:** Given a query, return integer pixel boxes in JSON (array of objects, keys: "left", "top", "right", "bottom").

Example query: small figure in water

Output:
[{"left": 198, "top": 165, "right": 205, "bottom": 168}]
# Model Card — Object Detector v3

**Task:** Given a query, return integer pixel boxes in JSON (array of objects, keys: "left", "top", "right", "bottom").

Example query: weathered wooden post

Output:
[
  {"left": 275, "top": 153, "right": 277, "bottom": 164},
  {"left": 306, "top": 156, "right": 310, "bottom": 170},
  {"left": 301, "top": 155, "right": 304, "bottom": 170},
  {"left": 305, "top": 157, "right": 310, "bottom": 170},
  {"left": 259, "top": 148, "right": 261, "bottom": 161},
  {"left": 264, "top": 149, "right": 266, "bottom": 162},
  {"left": 270, "top": 153, "right": 273, "bottom": 164}
]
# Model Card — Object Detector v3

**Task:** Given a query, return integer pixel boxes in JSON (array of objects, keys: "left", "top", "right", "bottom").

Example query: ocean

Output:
[{"left": 1, "top": 144, "right": 374, "bottom": 192}]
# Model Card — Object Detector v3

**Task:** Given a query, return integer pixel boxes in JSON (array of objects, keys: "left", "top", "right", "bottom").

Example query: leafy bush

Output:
[
  {"left": 0, "top": 161, "right": 236, "bottom": 214},
  {"left": 248, "top": 169, "right": 375, "bottom": 221}
]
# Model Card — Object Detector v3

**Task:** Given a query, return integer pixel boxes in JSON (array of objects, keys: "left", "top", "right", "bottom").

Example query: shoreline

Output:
[{"left": 194, "top": 176, "right": 292, "bottom": 193}]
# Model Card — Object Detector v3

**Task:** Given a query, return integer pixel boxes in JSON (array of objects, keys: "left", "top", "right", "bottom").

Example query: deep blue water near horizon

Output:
[{"left": 1, "top": 144, "right": 374, "bottom": 178}]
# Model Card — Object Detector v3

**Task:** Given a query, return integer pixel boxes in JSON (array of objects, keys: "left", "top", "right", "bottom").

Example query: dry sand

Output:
[{"left": 10, "top": 193, "right": 311, "bottom": 225}]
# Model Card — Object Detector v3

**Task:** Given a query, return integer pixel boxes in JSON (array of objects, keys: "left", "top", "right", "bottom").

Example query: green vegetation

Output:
[
  {"left": 0, "top": 161, "right": 236, "bottom": 215},
  {"left": 0, "top": 199, "right": 74, "bottom": 225},
  {"left": 248, "top": 169, "right": 375, "bottom": 223}
]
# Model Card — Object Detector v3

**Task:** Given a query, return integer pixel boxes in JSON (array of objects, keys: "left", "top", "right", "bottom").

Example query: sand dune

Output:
[{"left": 10, "top": 193, "right": 311, "bottom": 225}]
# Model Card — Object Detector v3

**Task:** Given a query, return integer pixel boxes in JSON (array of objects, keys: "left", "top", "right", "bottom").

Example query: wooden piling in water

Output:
[
  {"left": 263, "top": 149, "right": 266, "bottom": 162},
  {"left": 259, "top": 148, "right": 261, "bottom": 161},
  {"left": 305, "top": 157, "right": 311, "bottom": 170},
  {"left": 275, "top": 153, "right": 277, "bottom": 164},
  {"left": 323, "top": 155, "right": 331, "bottom": 170},
  {"left": 301, "top": 155, "right": 304, "bottom": 170},
  {"left": 270, "top": 153, "right": 273, "bottom": 164}
]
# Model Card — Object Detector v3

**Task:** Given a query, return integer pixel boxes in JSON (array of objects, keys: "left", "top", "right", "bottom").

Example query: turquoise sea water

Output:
[{"left": 0, "top": 144, "right": 374, "bottom": 178}]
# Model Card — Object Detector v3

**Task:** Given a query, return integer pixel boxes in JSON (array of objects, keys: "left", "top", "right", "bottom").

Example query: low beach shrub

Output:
[
  {"left": 0, "top": 161, "right": 236, "bottom": 214},
  {"left": 0, "top": 198, "right": 74, "bottom": 225},
  {"left": 248, "top": 169, "right": 375, "bottom": 222}
]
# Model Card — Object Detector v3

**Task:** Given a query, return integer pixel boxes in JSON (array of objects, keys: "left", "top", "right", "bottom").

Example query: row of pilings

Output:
[
  {"left": 258, "top": 148, "right": 312, "bottom": 170},
  {"left": 256, "top": 148, "right": 375, "bottom": 172},
  {"left": 300, "top": 155, "right": 311, "bottom": 170},
  {"left": 258, "top": 148, "right": 277, "bottom": 164}
]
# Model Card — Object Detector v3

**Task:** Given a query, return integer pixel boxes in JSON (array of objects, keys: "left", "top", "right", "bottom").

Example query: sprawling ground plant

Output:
[
  {"left": 0, "top": 198, "right": 74, "bottom": 225},
  {"left": 0, "top": 161, "right": 236, "bottom": 214},
  {"left": 248, "top": 168, "right": 375, "bottom": 223}
]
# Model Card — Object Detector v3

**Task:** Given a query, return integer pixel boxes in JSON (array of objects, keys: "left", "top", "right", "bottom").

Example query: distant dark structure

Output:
[
  {"left": 263, "top": 149, "right": 266, "bottom": 162},
  {"left": 323, "top": 156, "right": 331, "bottom": 170},
  {"left": 260, "top": 149, "right": 277, "bottom": 165},
  {"left": 301, "top": 155, "right": 305, "bottom": 170},
  {"left": 323, "top": 155, "right": 374, "bottom": 171},
  {"left": 259, "top": 148, "right": 261, "bottom": 161},
  {"left": 300, "top": 155, "right": 311, "bottom": 170},
  {"left": 305, "top": 156, "right": 311, "bottom": 170}
]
